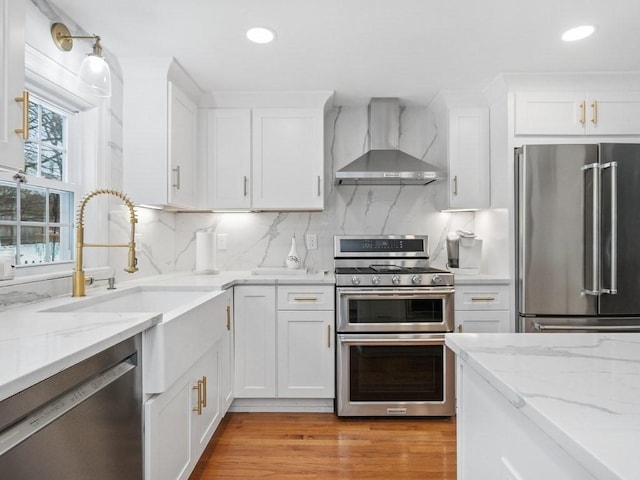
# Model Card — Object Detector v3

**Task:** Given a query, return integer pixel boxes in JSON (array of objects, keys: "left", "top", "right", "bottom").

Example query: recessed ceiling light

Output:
[
  {"left": 246, "top": 27, "right": 276, "bottom": 44},
  {"left": 562, "top": 25, "right": 595, "bottom": 42}
]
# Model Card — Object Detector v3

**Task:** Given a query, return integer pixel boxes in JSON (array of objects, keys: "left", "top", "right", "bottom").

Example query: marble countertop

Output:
[
  {"left": 0, "top": 304, "right": 160, "bottom": 402},
  {"left": 0, "top": 270, "right": 334, "bottom": 403},
  {"left": 445, "top": 333, "right": 640, "bottom": 480}
]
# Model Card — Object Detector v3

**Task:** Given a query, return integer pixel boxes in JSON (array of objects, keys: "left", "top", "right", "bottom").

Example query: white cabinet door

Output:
[
  {"left": 145, "top": 376, "right": 192, "bottom": 480},
  {"left": 189, "top": 346, "right": 221, "bottom": 471},
  {"left": 586, "top": 91, "right": 640, "bottom": 135},
  {"left": 220, "top": 293, "right": 234, "bottom": 411},
  {"left": 514, "top": 91, "right": 640, "bottom": 136},
  {"left": 122, "top": 59, "right": 199, "bottom": 209},
  {"left": 514, "top": 91, "right": 586, "bottom": 135},
  {"left": 0, "top": 0, "right": 26, "bottom": 171},
  {"left": 446, "top": 107, "right": 490, "bottom": 210},
  {"left": 252, "top": 108, "right": 324, "bottom": 210},
  {"left": 206, "top": 109, "right": 251, "bottom": 209},
  {"left": 169, "top": 82, "right": 198, "bottom": 208},
  {"left": 277, "top": 310, "right": 334, "bottom": 398},
  {"left": 233, "top": 286, "right": 277, "bottom": 397}
]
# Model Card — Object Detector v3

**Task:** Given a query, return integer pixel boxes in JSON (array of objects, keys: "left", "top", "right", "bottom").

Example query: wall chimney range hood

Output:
[{"left": 335, "top": 98, "right": 444, "bottom": 186}]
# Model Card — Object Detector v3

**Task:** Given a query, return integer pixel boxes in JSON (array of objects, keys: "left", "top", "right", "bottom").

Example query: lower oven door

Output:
[
  {"left": 336, "top": 287, "right": 455, "bottom": 333},
  {"left": 336, "top": 333, "right": 455, "bottom": 417}
]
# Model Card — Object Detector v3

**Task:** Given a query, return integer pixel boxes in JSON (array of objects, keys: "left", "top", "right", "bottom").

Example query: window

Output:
[{"left": 0, "top": 95, "right": 78, "bottom": 266}]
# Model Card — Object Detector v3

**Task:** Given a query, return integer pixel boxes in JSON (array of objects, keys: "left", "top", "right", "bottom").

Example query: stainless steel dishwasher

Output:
[{"left": 0, "top": 334, "right": 143, "bottom": 479}]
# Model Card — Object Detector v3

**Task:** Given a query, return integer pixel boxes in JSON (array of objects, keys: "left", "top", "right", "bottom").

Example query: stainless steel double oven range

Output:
[{"left": 334, "top": 235, "right": 455, "bottom": 417}]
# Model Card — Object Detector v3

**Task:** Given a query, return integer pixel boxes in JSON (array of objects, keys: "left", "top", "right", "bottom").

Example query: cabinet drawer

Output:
[
  {"left": 455, "top": 285, "right": 510, "bottom": 311},
  {"left": 277, "top": 285, "right": 334, "bottom": 311}
]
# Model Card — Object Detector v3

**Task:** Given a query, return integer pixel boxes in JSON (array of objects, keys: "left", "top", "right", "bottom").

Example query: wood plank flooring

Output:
[{"left": 189, "top": 412, "right": 457, "bottom": 479}]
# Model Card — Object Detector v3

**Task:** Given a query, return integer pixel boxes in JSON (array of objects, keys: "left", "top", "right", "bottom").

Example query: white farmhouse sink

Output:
[
  {"left": 43, "top": 286, "right": 213, "bottom": 315},
  {"left": 41, "top": 285, "right": 228, "bottom": 394}
]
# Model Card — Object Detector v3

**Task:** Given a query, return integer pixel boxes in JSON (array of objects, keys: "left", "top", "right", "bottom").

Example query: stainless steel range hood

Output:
[{"left": 334, "top": 98, "right": 444, "bottom": 186}]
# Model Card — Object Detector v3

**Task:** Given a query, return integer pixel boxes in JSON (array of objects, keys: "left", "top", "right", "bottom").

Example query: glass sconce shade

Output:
[{"left": 78, "top": 54, "right": 112, "bottom": 97}]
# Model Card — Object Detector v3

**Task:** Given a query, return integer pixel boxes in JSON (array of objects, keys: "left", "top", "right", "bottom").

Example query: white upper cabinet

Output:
[
  {"left": 0, "top": 0, "right": 26, "bottom": 171},
  {"left": 206, "top": 109, "right": 252, "bottom": 209},
  {"left": 430, "top": 93, "right": 490, "bottom": 211},
  {"left": 515, "top": 91, "right": 640, "bottom": 136},
  {"left": 202, "top": 91, "right": 333, "bottom": 211},
  {"left": 121, "top": 58, "right": 200, "bottom": 209}
]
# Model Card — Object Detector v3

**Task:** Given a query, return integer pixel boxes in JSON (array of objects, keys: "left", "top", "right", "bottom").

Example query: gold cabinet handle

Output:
[
  {"left": 293, "top": 296, "right": 319, "bottom": 302},
  {"left": 193, "top": 380, "right": 203, "bottom": 415},
  {"left": 452, "top": 175, "right": 458, "bottom": 196},
  {"left": 327, "top": 324, "right": 331, "bottom": 348},
  {"left": 591, "top": 100, "right": 598, "bottom": 125},
  {"left": 201, "top": 375, "right": 207, "bottom": 408},
  {"left": 243, "top": 176, "right": 248, "bottom": 197},
  {"left": 226, "top": 305, "right": 231, "bottom": 331},
  {"left": 579, "top": 101, "right": 586, "bottom": 125},
  {"left": 470, "top": 296, "right": 496, "bottom": 302},
  {"left": 172, "top": 166, "right": 181, "bottom": 189},
  {"left": 14, "top": 91, "right": 29, "bottom": 139}
]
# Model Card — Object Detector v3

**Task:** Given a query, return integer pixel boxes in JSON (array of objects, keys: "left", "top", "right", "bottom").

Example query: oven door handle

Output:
[
  {"left": 337, "top": 287, "right": 455, "bottom": 298},
  {"left": 338, "top": 334, "right": 446, "bottom": 345}
]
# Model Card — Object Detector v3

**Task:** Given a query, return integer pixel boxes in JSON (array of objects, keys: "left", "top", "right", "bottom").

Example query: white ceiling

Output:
[{"left": 48, "top": 0, "right": 640, "bottom": 105}]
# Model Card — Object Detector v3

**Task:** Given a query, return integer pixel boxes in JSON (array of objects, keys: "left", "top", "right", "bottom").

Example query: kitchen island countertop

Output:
[{"left": 445, "top": 332, "right": 640, "bottom": 480}]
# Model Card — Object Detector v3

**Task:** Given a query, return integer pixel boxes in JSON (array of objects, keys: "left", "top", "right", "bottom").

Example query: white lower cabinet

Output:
[
  {"left": 233, "top": 286, "right": 277, "bottom": 397},
  {"left": 277, "top": 310, "right": 334, "bottom": 398},
  {"left": 144, "top": 290, "right": 233, "bottom": 480},
  {"left": 454, "top": 283, "right": 511, "bottom": 333},
  {"left": 456, "top": 359, "right": 597, "bottom": 479},
  {"left": 234, "top": 284, "right": 335, "bottom": 400}
]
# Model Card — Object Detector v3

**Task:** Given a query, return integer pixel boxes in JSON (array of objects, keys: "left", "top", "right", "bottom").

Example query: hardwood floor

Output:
[{"left": 190, "top": 412, "right": 457, "bottom": 479}]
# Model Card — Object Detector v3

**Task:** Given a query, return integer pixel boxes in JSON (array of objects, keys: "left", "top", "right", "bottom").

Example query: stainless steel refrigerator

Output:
[{"left": 516, "top": 143, "right": 640, "bottom": 333}]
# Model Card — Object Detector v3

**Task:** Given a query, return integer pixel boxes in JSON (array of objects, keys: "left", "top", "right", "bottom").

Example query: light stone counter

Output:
[
  {"left": 0, "top": 270, "right": 333, "bottom": 402},
  {"left": 0, "top": 304, "right": 160, "bottom": 402},
  {"left": 445, "top": 333, "right": 640, "bottom": 480}
]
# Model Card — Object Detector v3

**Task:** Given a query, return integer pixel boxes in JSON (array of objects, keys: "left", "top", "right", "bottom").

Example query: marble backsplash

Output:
[{"left": 123, "top": 105, "right": 482, "bottom": 280}]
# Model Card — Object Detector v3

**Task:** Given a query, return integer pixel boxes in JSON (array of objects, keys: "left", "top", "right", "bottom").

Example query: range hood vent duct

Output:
[{"left": 334, "top": 98, "right": 444, "bottom": 186}]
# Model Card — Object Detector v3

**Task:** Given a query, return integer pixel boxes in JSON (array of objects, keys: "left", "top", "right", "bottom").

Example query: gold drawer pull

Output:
[
  {"left": 579, "top": 100, "right": 586, "bottom": 125},
  {"left": 591, "top": 100, "right": 598, "bottom": 125},
  {"left": 470, "top": 296, "right": 496, "bottom": 302},
  {"left": 201, "top": 375, "right": 207, "bottom": 408},
  {"left": 226, "top": 305, "right": 231, "bottom": 331},
  {"left": 14, "top": 91, "right": 29, "bottom": 139},
  {"left": 193, "top": 380, "right": 203, "bottom": 415},
  {"left": 293, "top": 296, "right": 319, "bottom": 302}
]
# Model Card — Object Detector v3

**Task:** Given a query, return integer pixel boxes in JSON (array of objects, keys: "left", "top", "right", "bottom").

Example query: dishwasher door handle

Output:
[{"left": 0, "top": 358, "right": 136, "bottom": 456}]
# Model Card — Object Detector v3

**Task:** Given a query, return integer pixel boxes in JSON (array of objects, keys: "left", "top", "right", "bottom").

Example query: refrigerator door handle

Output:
[
  {"left": 581, "top": 162, "right": 600, "bottom": 296},
  {"left": 601, "top": 161, "right": 618, "bottom": 295},
  {"left": 532, "top": 322, "right": 640, "bottom": 333}
]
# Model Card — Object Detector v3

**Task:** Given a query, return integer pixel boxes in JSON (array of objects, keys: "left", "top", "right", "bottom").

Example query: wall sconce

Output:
[{"left": 51, "top": 22, "right": 112, "bottom": 98}]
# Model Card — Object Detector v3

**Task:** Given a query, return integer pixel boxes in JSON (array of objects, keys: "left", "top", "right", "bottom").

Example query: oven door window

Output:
[
  {"left": 349, "top": 344, "right": 444, "bottom": 402},
  {"left": 348, "top": 297, "right": 444, "bottom": 324}
]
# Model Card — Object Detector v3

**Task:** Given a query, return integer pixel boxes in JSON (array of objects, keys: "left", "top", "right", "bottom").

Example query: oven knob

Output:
[
  {"left": 391, "top": 275, "right": 401, "bottom": 285},
  {"left": 431, "top": 275, "right": 442, "bottom": 285},
  {"left": 411, "top": 275, "right": 422, "bottom": 285},
  {"left": 371, "top": 275, "right": 381, "bottom": 285},
  {"left": 351, "top": 276, "right": 361, "bottom": 285}
]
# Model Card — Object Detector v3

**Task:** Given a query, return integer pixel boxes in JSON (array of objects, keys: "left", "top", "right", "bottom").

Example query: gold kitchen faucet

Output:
[{"left": 72, "top": 189, "right": 138, "bottom": 297}]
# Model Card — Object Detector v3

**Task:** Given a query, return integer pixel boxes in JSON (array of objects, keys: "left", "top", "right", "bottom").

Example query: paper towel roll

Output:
[{"left": 195, "top": 231, "right": 219, "bottom": 274}]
